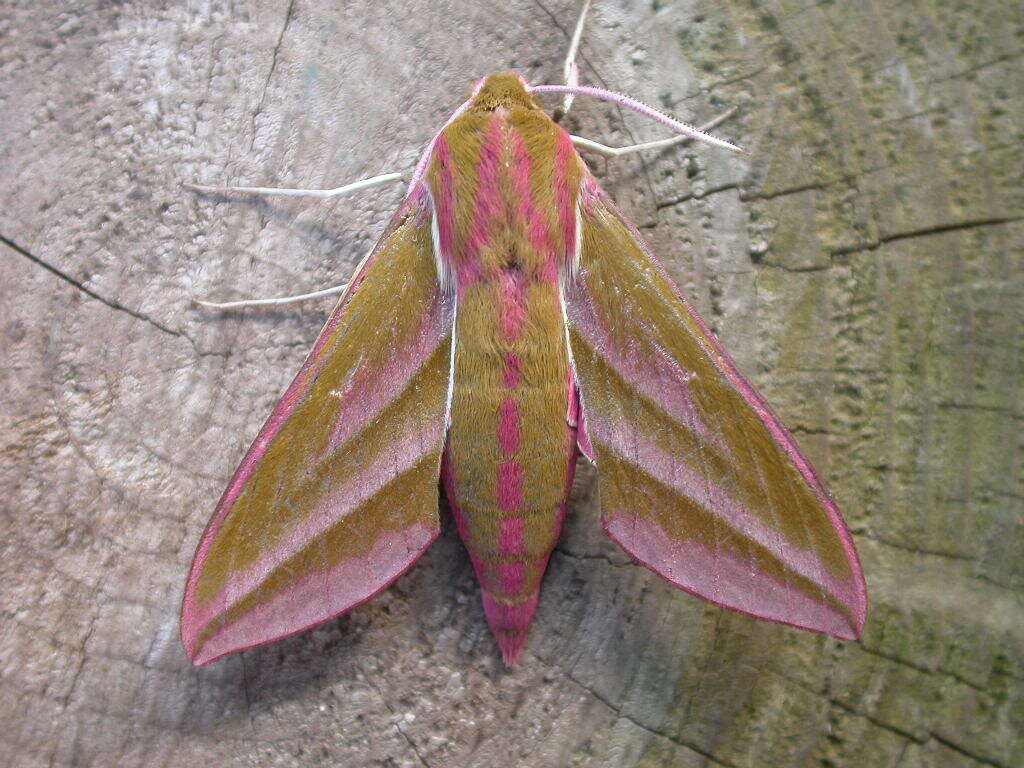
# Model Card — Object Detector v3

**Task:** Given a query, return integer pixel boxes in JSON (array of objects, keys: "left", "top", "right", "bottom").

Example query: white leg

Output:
[
  {"left": 554, "top": 0, "right": 592, "bottom": 121},
  {"left": 571, "top": 108, "right": 737, "bottom": 157},
  {"left": 183, "top": 171, "right": 404, "bottom": 199},
  {"left": 194, "top": 283, "right": 348, "bottom": 310},
  {"left": 186, "top": 171, "right": 402, "bottom": 309}
]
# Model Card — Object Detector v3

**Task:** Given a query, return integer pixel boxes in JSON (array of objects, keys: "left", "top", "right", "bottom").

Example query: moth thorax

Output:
[{"left": 470, "top": 72, "right": 541, "bottom": 112}]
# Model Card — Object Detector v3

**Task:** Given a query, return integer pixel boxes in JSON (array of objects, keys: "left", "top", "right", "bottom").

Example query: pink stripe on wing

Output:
[
  {"left": 186, "top": 427, "right": 443, "bottom": 633},
  {"left": 594, "top": 425, "right": 860, "bottom": 610},
  {"left": 604, "top": 513, "right": 860, "bottom": 639},
  {"left": 578, "top": 185, "right": 866, "bottom": 627},
  {"left": 182, "top": 194, "right": 443, "bottom": 629},
  {"left": 568, "top": 278, "right": 723, "bottom": 450},
  {"left": 325, "top": 310, "right": 450, "bottom": 454},
  {"left": 188, "top": 522, "right": 437, "bottom": 665}
]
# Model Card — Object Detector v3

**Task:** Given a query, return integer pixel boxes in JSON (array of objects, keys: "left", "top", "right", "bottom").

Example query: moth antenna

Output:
[
  {"left": 193, "top": 284, "right": 348, "bottom": 310},
  {"left": 570, "top": 107, "right": 738, "bottom": 157},
  {"left": 531, "top": 84, "right": 746, "bottom": 154}
]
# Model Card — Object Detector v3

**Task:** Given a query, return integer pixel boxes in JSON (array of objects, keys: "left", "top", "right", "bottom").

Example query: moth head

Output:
[{"left": 469, "top": 72, "right": 543, "bottom": 112}]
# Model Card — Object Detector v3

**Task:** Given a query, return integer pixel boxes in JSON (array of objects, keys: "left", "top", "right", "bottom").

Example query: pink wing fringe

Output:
[
  {"left": 181, "top": 190, "right": 448, "bottom": 665},
  {"left": 571, "top": 181, "right": 867, "bottom": 639},
  {"left": 189, "top": 526, "right": 438, "bottom": 665}
]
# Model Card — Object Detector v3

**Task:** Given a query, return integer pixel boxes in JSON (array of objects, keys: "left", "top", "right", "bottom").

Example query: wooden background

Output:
[{"left": 1, "top": 1, "right": 1020, "bottom": 766}]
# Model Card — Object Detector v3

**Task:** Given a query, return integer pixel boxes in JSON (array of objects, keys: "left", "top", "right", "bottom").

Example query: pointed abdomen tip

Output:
[
  {"left": 481, "top": 591, "right": 540, "bottom": 665},
  {"left": 496, "top": 629, "right": 530, "bottom": 666}
]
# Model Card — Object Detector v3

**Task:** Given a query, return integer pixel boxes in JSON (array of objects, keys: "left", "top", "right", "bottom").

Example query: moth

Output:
[{"left": 181, "top": 2, "right": 867, "bottom": 666}]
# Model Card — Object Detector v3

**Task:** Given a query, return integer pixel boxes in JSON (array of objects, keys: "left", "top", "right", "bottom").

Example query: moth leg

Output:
[
  {"left": 193, "top": 283, "right": 349, "bottom": 310},
  {"left": 183, "top": 171, "right": 404, "bottom": 199},
  {"left": 186, "top": 172, "right": 402, "bottom": 309},
  {"left": 571, "top": 107, "right": 737, "bottom": 157},
  {"left": 552, "top": 0, "right": 592, "bottom": 122}
]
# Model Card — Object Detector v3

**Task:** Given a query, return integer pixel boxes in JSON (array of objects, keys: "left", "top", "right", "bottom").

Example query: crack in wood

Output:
[
  {"left": 1, "top": 233, "right": 228, "bottom": 357},
  {"left": 857, "top": 645, "right": 990, "bottom": 695},
  {"left": 250, "top": 0, "right": 296, "bottom": 152},
  {"left": 360, "top": 669, "right": 431, "bottom": 768},
  {"left": 774, "top": 669, "right": 1014, "bottom": 767},
  {"left": 552, "top": 545, "right": 632, "bottom": 569},
  {"left": 562, "top": 670, "right": 740, "bottom": 768},
  {"left": 929, "top": 732, "right": 1009, "bottom": 768},
  {"left": 829, "top": 216, "right": 1024, "bottom": 257},
  {"left": 655, "top": 182, "right": 741, "bottom": 209},
  {"left": 863, "top": 533, "right": 977, "bottom": 563}
]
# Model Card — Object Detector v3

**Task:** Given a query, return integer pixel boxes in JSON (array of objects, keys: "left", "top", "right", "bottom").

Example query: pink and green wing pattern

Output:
[
  {"left": 181, "top": 70, "right": 867, "bottom": 667},
  {"left": 565, "top": 179, "right": 868, "bottom": 640},
  {"left": 180, "top": 191, "right": 454, "bottom": 665}
]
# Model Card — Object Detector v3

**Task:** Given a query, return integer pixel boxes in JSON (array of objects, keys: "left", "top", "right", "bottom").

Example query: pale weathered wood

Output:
[{"left": 1, "top": 1, "right": 1021, "bottom": 766}]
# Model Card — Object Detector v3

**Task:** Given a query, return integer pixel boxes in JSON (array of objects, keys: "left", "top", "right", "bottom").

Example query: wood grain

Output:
[{"left": 1, "top": 1, "right": 1020, "bottom": 766}]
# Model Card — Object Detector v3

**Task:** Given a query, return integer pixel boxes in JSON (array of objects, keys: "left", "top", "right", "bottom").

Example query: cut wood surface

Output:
[{"left": 1, "top": 1, "right": 1020, "bottom": 766}]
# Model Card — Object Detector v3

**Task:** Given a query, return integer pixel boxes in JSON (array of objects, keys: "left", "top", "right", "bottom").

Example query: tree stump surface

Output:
[{"left": 1, "top": 1, "right": 1020, "bottom": 766}]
